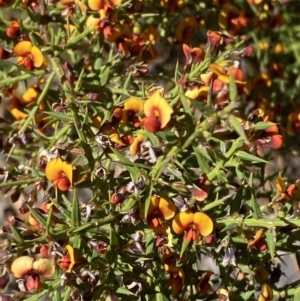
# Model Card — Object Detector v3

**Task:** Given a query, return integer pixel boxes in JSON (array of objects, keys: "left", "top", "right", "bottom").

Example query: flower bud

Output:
[{"left": 111, "top": 193, "right": 125, "bottom": 204}]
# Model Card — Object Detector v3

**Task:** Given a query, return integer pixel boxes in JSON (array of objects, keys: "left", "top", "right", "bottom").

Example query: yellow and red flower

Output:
[
  {"left": 182, "top": 44, "right": 205, "bottom": 71},
  {"left": 142, "top": 91, "right": 173, "bottom": 133},
  {"left": 146, "top": 196, "right": 176, "bottom": 228},
  {"left": 10, "top": 255, "right": 55, "bottom": 281},
  {"left": 120, "top": 96, "right": 144, "bottom": 127},
  {"left": 172, "top": 211, "right": 213, "bottom": 243},
  {"left": 14, "top": 41, "right": 46, "bottom": 71},
  {"left": 45, "top": 158, "right": 73, "bottom": 191}
]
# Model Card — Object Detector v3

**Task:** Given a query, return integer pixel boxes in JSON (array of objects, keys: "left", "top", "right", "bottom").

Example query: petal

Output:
[
  {"left": 66, "top": 244, "right": 75, "bottom": 273},
  {"left": 13, "top": 41, "right": 32, "bottom": 57},
  {"left": 276, "top": 177, "right": 285, "bottom": 193},
  {"left": 172, "top": 211, "right": 194, "bottom": 234},
  {"left": 32, "top": 258, "right": 55, "bottom": 277},
  {"left": 88, "top": 0, "right": 103, "bottom": 10},
  {"left": 193, "top": 212, "right": 213, "bottom": 237},
  {"left": 189, "top": 187, "right": 208, "bottom": 201},
  {"left": 108, "top": 128, "right": 125, "bottom": 146},
  {"left": 11, "top": 256, "right": 34, "bottom": 278},
  {"left": 200, "top": 72, "right": 214, "bottom": 86},
  {"left": 266, "top": 135, "right": 283, "bottom": 149},
  {"left": 45, "top": 158, "right": 64, "bottom": 181},
  {"left": 182, "top": 44, "right": 191, "bottom": 63},
  {"left": 207, "top": 31, "right": 221, "bottom": 51},
  {"left": 208, "top": 63, "right": 226, "bottom": 76},
  {"left": 130, "top": 134, "right": 144, "bottom": 155},
  {"left": 61, "top": 160, "right": 73, "bottom": 184},
  {"left": 86, "top": 15, "right": 100, "bottom": 34},
  {"left": 31, "top": 46, "right": 44, "bottom": 68},
  {"left": 144, "top": 91, "right": 173, "bottom": 128},
  {"left": 11, "top": 108, "right": 28, "bottom": 120},
  {"left": 54, "top": 177, "right": 71, "bottom": 191},
  {"left": 158, "top": 197, "right": 176, "bottom": 220},
  {"left": 191, "top": 47, "right": 205, "bottom": 63},
  {"left": 123, "top": 97, "right": 144, "bottom": 112},
  {"left": 21, "top": 87, "right": 39, "bottom": 104},
  {"left": 148, "top": 195, "right": 160, "bottom": 215},
  {"left": 142, "top": 116, "right": 161, "bottom": 133}
]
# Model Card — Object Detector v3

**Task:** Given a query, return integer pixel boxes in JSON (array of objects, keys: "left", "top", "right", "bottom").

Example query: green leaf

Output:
[
  {"left": 235, "top": 151, "right": 268, "bottom": 164},
  {"left": 220, "top": 222, "right": 239, "bottom": 233},
  {"left": 120, "top": 197, "right": 137, "bottom": 213},
  {"left": 254, "top": 121, "right": 276, "bottom": 130},
  {"left": 265, "top": 228, "right": 276, "bottom": 259},
  {"left": 44, "top": 111, "right": 73, "bottom": 122},
  {"left": 249, "top": 189, "right": 261, "bottom": 219},
  {"left": 9, "top": 224, "right": 24, "bottom": 245},
  {"left": 180, "top": 239, "right": 190, "bottom": 258},
  {"left": 193, "top": 146, "right": 210, "bottom": 173},
  {"left": 239, "top": 290, "right": 255, "bottom": 300},
  {"left": 100, "top": 66, "right": 110, "bottom": 86},
  {"left": 110, "top": 227, "right": 119, "bottom": 248},
  {"left": 145, "top": 229, "right": 154, "bottom": 255},
  {"left": 71, "top": 189, "right": 81, "bottom": 227},
  {"left": 229, "top": 71, "right": 238, "bottom": 101},
  {"left": 228, "top": 114, "right": 248, "bottom": 142},
  {"left": 26, "top": 205, "right": 47, "bottom": 229},
  {"left": 235, "top": 165, "right": 244, "bottom": 180},
  {"left": 109, "top": 148, "right": 139, "bottom": 180},
  {"left": 116, "top": 287, "right": 136, "bottom": 296},
  {"left": 230, "top": 187, "right": 244, "bottom": 215},
  {"left": 52, "top": 291, "right": 62, "bottom": 301}
]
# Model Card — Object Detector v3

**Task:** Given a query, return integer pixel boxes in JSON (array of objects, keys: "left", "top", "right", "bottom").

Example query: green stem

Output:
[
  {"left": 0, "top": 177, "right": 40, "bottom": 187},
  {"left": 0, "top": 70, "right": 45, "bottom": 88},
  {"left": 216, "top": 216, "right": 300, "bottom": 229}
]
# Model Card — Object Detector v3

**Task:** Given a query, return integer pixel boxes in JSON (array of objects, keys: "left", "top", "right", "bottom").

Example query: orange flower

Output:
[
  {"left": 13, "top": 41, "right": 46, "bottom": 70},
  {"left": 88, "top": 0, "right": 120, "bottom": 12},
  {"left": 6, "top": 20, "right": 20, "bottom": 38},
  {"left": 255, "top": 125, "right": 283, "bottom": 150},
  {"left": 11, "top": 256, "right": 55, "bottom": 278},
  {"left": 247, "top": 229, "right": 267, "bottom": 251},
  {"left": 182, "top": 44, "right": 205, "bottom": 71},
  {"left": 142, "top": 91, "right": 173, "bottom": 133},
  {"left": 45, "top": 158, "right": 73, "bottom": 191},
  {"left": 146, "top": 196, "right": 176, "bottom": 228},
  {"left": 172, "top": 211, "right": 213, "bottom": 243},
  {"left": 175, "top": 16, "right": 197, "bottom": 42},
  {"left": 206, "top": 30, "right": 234, "bottom": 51},
  {"left": 120, "top": 97, "right": 144, "bottom": 126}
]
